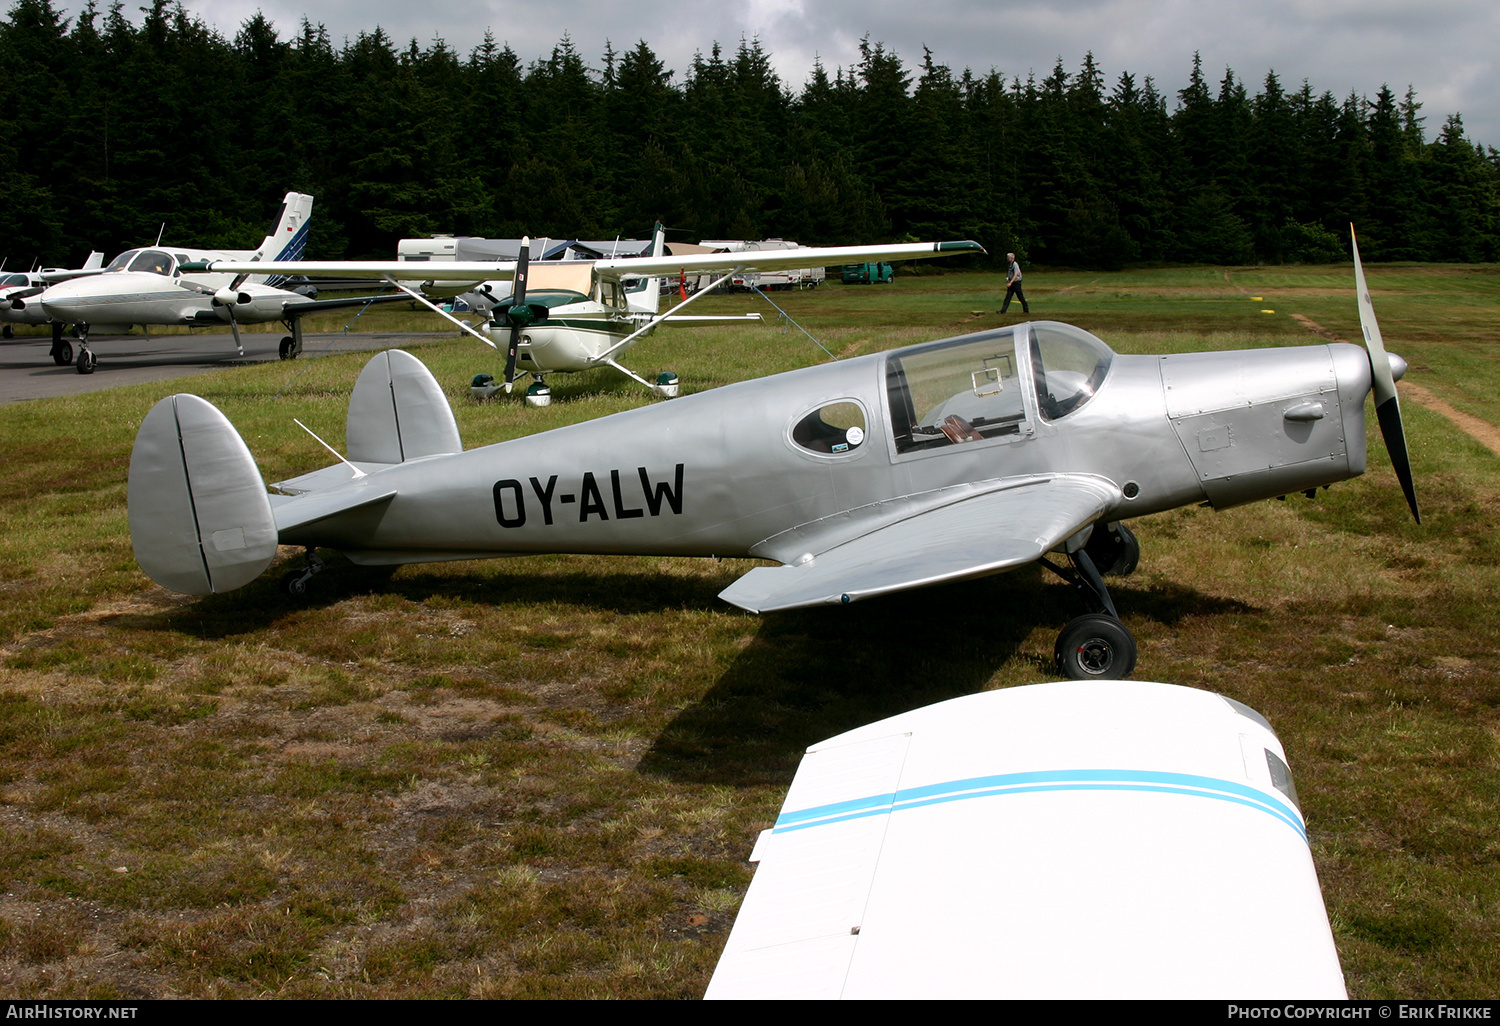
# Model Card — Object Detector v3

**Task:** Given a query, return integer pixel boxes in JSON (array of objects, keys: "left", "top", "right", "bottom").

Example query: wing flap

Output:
[{"left": 719, "top": 475, "right": 1119, "bottom": 613}]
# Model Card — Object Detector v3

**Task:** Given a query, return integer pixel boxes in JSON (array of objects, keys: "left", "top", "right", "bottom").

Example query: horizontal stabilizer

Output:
[
  {"left": 720, "top": 476, "right": 1119, "bottom": 612},
  {"left": 273, "top": 488, "right": 397, "bottom": 534},
  {"left": 347, "top": 349, "right": 462, "bottom": 464},
  {"left": 128, "top": 395, "right": 277, "bottom": 595}
]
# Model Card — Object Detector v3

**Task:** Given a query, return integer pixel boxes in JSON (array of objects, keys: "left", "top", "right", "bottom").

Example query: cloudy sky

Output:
[{"left": 67, "top": 0, "right": 1500, "bottom": 144}]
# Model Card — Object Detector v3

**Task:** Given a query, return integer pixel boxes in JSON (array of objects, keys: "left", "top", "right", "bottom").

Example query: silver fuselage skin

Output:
[{"left": 278, "top": 326, "right": 1374, "bottom": 567}]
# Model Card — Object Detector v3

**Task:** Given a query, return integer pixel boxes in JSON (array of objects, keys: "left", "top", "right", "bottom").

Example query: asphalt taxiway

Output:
[{"left": 0, "top": 330, "right": 462, "bottom": 404}]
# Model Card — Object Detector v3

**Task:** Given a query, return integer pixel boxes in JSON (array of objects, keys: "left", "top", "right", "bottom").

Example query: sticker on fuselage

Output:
[{"left": 493, "top": 464, "right": 684, "bottom": 529}]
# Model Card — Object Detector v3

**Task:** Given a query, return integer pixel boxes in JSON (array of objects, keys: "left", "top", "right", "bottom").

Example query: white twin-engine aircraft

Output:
[
  {"left": 32, "top": 193, "right": 402, "bottom": 374},
  {"left": 185, "top": 228, "right": 987, "bottom": 397},
  {"left": 0, "top": 251, "right": 106, "bottom": 337}
]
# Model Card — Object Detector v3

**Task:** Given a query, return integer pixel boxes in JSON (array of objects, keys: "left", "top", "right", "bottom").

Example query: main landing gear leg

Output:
[
  {"left": 1042, "top": 546, "right": 1138, "bottom": 680},
  {"left": 602, "top": 357, "right": 680, "bottom": 398},
  {"left": 49, "top": 322, "right": 73, "bottom": 366},
  {"left": 281, "top": 548, "right": 324, "bottom": 595},
  {"left": 279, "top": 319, "right": 303, "bottom": 360}
]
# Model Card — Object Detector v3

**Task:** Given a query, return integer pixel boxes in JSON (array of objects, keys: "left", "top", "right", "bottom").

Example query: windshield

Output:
[
  {"left": 127, "top": 250, "right": 176, "bottom": 276},
  {"left": 104, "top": 249, "right": 141, "bottom": 272},
  {"left": 1029, "top": 322, "right": 1113, "bottom": 420},
  {"left": 498, "top": 289, "right": 587, "bottom": 310},
  {"left": 0, "top": 273, "right": 28, "bottom": 287},
  {"left": 104, "top": 249, "right": 176, "bottom": 276}
]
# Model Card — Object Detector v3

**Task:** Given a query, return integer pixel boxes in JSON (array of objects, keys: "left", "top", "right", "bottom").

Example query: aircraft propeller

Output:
[
  {"left": 495, "top": 237, "right": 551, "bottom": 392},
  {"left": 208, "top": 272, "right": 253, "bottom": 356},
  {"left": 1350, "top": 227, "right": 1419, "bottom": 523}
]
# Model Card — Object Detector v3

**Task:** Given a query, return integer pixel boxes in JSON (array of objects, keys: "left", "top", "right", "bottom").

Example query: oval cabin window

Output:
[{"left": 792, "top": 401, "right": 867, "bottom": 454}]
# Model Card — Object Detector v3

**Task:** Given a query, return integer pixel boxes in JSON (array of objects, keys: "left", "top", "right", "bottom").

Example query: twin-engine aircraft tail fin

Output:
[
  {"left": 129, "top": 395, "right": 278, "bottom": 595},
  {"left": 248, "top": 192, "right": 314, "bottom": 286}
]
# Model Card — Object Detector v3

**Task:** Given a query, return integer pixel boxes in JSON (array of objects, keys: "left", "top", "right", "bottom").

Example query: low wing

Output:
[
  {"left": 282, "top": 291, "right": 412, "bottom": 318},
  {"left": 178, "top": 240, "right": 984, "bottom": 283},
  {"left": 719, "top": 474, "right": 1119, "bottom": 613}
]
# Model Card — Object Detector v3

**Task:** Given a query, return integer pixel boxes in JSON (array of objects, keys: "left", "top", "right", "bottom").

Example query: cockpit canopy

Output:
[
  {"left": 1030, "top": 322, "right": 1113, "bottom": 420},
  {"left": 104, "top": 249, "right": 177, "bottom": 276},
  {"left": 0, "top": 273, "right": 30, "bottom": 287},
  {"left": 886, "top": 322, "right": 1114, "bottom": 454}
]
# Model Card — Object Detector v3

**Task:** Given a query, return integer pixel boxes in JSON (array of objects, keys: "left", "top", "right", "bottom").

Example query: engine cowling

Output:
[{"left": 213, "top": 288, "right": 252, "bottom": 307}]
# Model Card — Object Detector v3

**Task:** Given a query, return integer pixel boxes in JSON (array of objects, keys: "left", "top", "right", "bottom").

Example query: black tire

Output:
[
  {"left": 1055, "top": 614, "right": 1137, "bottom": 680},
  {"left": 75, "top": 349, "right": 96, "bottom": 375},
  {"left": 279, "top": 337, "right": 295, "bottom": 360},
  {"left": 52, "top": 340, "right": 73, "bottom": 366},
  {"left": 2, "top": 324, "right": 12, "bottom": 338},
  {"left": 281, "top": 570, "right": 307, "bottom": 595},
  {"left": 1084, "top": 522, "right": 1140, "bottom": 577}
]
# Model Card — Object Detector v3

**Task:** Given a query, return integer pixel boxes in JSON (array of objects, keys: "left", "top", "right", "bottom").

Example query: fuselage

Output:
[
  {"left": 483, "top": 274, "right": 660, "bottom": 374},
  {"left": 278, "top": 323, "right": 1376, "bottom": 568},
  {"left": 38, "top": 247, "right": 311, "bottom": 329}
]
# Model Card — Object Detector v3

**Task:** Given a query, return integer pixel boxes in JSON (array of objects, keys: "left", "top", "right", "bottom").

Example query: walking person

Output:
[{"left": 999, "top": 252, "right": 1029, "bottom": 314}]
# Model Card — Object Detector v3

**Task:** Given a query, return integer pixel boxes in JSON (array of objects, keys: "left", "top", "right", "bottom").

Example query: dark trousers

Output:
[{"left": 1002, "top": 281, "right": 1028, "bottom": 313}]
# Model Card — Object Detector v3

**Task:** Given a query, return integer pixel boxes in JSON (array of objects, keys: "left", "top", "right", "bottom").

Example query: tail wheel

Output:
[{"left": 1055, "top": 614, "right": 1137, "bottom": 680}]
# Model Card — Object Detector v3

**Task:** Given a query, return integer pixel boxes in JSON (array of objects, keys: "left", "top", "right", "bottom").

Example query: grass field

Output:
[{"left": 1, "top": 264, "right": 1498, "bottom": 998}]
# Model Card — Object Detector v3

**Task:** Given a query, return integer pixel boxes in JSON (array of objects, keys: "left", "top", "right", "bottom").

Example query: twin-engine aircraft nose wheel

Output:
[
  {"left": 75, "top": 348, "right": 96, "bottom": 374},
  {"left": 1055, "top": 614, "right": 1137, "bottom": 679}
]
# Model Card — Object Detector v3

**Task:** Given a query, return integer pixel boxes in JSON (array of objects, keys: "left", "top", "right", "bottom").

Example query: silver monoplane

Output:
[{"left": 127, "top": 230, "right": 1417, "bottom": 679}]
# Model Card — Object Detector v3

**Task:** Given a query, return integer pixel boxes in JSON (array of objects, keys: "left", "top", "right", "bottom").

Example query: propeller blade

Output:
[
  {"left": 1351, "top": 225, "right": 1420, "bottom": 523},
  {"left": 226, "top": 305, "right": 244, "bottom": 357},
  {"left": 503, "top": 236, "right": 530, "bottom": 387}
]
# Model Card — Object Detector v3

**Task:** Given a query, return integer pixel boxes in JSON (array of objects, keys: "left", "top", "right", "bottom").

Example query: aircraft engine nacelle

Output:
[
  {"left": 1163, "top": 342, "right": 1372, "bottom": 510},
  {"left": 213, "top": 288, "right": 252, "bottom": 307}
]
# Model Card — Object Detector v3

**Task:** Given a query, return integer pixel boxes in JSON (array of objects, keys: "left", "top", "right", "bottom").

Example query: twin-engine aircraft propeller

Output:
[
  {"left": 1351, "top": 226, "right": 1420, "bottom": 523},
  {"left": 207, "top": 271, "right": 253, "bottom": 355}
]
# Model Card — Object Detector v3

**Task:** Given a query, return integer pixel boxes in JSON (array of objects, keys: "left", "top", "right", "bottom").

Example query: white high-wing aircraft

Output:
[
  {"left": 706, "top": 681, "right": 1346, "bottom": 999},
  {"left": 0, "top": 252, "right": 106, "bottom": 337},
  {"left": 185, "top": 231, "right": 986, "bottom": 397},
  {"left": 33, "top": 193, "right": 403, "bottom": 374}
]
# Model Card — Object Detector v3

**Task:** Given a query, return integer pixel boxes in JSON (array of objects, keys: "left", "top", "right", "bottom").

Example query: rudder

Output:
[
  {"left": 128, "top": 395, "right": 278, "bottom": 595},
  {"left": 346, "top": 349, "right": 463, "bottom": 464},
  {"left": 252, "top": 191, "right": 314, "bottom": 268}
]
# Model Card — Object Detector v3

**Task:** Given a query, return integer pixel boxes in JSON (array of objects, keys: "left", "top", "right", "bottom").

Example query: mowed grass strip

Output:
[{"left": 0, "top": 265, "right": 1497, "bottom": 997}]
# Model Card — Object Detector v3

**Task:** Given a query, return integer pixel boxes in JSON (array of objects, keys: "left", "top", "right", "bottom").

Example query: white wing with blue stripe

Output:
[{"left": 706, "top": 681, "right": 1346, "bottom": 1000}]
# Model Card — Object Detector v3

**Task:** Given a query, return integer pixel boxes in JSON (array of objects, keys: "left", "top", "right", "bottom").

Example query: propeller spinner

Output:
[{"left": 1351, "top": 225, "right": 1420, "bottom": 523}]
